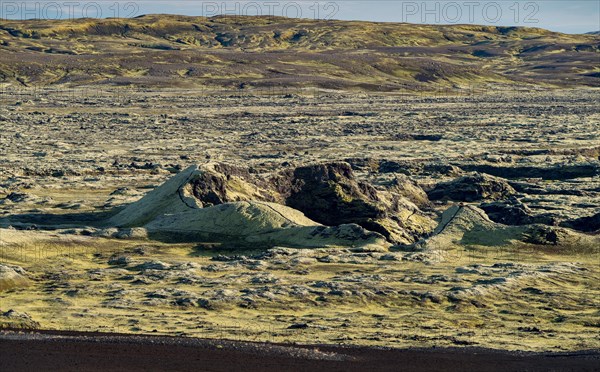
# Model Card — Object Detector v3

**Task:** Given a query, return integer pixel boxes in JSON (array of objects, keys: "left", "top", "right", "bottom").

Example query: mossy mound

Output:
[
  {"left": 145, "top": 201, "right": 389, "bottom": 250},
  {"left": 0, "top": 264, "right": 30, "bottom": 292}
]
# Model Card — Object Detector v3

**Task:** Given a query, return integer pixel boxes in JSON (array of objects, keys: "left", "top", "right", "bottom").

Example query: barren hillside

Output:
[{"left": 0, "top": 15, "right": 598, "bottom": 90}]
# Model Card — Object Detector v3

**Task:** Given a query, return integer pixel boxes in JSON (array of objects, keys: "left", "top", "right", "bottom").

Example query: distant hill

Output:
[{"left": 0, "top": 15, "right": 598, "bottom": 90}]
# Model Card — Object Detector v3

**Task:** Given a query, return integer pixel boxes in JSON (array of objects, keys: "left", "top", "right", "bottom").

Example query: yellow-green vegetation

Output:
[
  {"left": 0, "top": 87, "right": 598, "bottom": 354},
  {"left": 0, "top": 226, "right": 598, "bottom": 351}
]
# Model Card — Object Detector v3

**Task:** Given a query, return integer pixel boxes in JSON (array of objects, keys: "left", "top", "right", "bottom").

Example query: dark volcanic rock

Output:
[
  {"left": 0, "top": 309, "right": 40, "bottom": 329},
  {"left": 277, "top": 162, "right": 436, "bottom": 244},
  {"left": 343, "top": 158, "right": 380, "bottom": 172},
  {"left": 393, "top": 133, "right": 443, "bottom": 141},
  {"left": 560, "top": 212, "right": 600, "bottom": 233},
  {"left": 521, "top": 226, "right": 560, "bottom": 245},
  {"left": 385, "top": 175, "right": 432, "bottom": 208},
  {"left": 189, "top": 163, "right": 279, "bottom": 207},
  {"left": 508, "top": 181, "right": 550, "bottom": 195},
  {"left": 151, "top": 162, "right": 436, "bottom": 245},
  {"left": 281, "top": 162, "right": 383, "bottom": 226},
  {"left": 423, "top": 164, "right": 462, "bottom": 176},
  {"left": 378, "top": 160, "right": 414, "bottom": 175},
  {"left": 509, "top": 181, "right": 590, "bottom": 196},
  {"left": 427, "top": 173, "right": 516, "bottom": 202},
  {"left": 0, "top": 192, "right": 40, "bottom": 204},
  {"left": 4, "top": 192, "right": 29, "bottom": 203},
  {"left": 459, "top": 163, "right": 599, "bottom": 180},
  {"left": 480, "top": 199, "right": 558, "bottom": 226}
]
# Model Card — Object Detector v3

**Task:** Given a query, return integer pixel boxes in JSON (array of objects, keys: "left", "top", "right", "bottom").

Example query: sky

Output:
[{"left": 1, "top": 1, "right": 598, "bottom": 34}]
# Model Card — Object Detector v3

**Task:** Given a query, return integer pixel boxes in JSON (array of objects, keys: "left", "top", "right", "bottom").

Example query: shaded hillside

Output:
[{"left": 0, "top": 14, "right": 598, "bottom": 90}]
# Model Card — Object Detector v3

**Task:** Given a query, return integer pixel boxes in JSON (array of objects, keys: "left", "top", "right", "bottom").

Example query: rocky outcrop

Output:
[
  {"left": 0, "top": 264, "right": 30, "bottom": 291},
  {"left": 413, "top": 205, "right": 506, "bottom": 252},
  {"left": 109, "top": 165, "right": 205, "bottom": 227},
  {"left": 277, "top": 162, "right": 382, "bottom": 226},
  {"left": 0, "top": 309, "right": 40, "bottom": 329},
  {"left": 112, "top": 162, "right": 436, "bottom": 245},
  {"left": 145, "top": 201, "right": 389, "bottom": 250},
  {"left": 0, "top": 192, "right": 51, "bottom": 205},
  {"left": 188, "top": 163, "right": 279, "bottom": 206},
  {"left": 412, "top": 205, "right": 599, "bottom": 257},
  {"left": 275, "top": 163, "right": 436, "bottom": 244},
  {"left": 385, "top": 174, "right": 432, "bottom": 208},
  {"left": 427, "top": 173, "right": 516, "bottom": 202},
  {"left": 560, "top": 212, "right": 600, "bottom": 233},
  {"left": 109, "top": 163, "right": 277, "bottom": 227},
  {"left": 520, "top": 225, "right": 595, "bottom": 246},
  {"left": 480, "top": 198, "right": 557, "bottom": 226},
  {"left": 458, "top": 163, "right": 600, "bottom": 180}
]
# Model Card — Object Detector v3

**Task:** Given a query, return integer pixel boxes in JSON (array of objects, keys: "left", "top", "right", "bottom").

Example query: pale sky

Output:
[{"left": 1, "top": 1, "right": 599, "bottom": 34}]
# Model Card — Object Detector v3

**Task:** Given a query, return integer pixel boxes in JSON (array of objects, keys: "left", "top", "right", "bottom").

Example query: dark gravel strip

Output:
[{"left": 1, "top": 329, "right": 598, "bottom": 372}]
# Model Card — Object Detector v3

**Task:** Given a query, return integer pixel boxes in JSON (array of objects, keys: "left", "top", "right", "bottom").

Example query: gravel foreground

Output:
[{"left": 1, "top": 330, "right": 598, "bottom": 372}]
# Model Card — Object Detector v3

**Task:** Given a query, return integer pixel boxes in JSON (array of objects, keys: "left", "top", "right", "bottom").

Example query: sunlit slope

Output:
[{"left": 0, "top": 15, "right": 598, "bottom": 89}]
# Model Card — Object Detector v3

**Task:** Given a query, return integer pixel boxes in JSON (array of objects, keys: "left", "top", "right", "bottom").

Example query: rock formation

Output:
[
  {"left": 0, "top": 264, "right": 30, "bottom": 291},
  {"left": 427, "top": 173, "right": 516, "bottom": 202},
  {"left": 0, "top": 309, "right": 40, "bottom": 329},
  {"left": 145, "top": 201, "right": 389, "bottom": 250},
  {"left": 480, "top": 198, "right": 557, "bottom": 226},
  {"left": 413, "top": 205, "right": 599, "bottom": 257},
  {"left": 111, "top": 162, "right": 436, "bottom": 246},
  {"left": 560, "top": 212, "right": 600, "bottom": 233},
  {"left": 275, "top": 163, "right": 435, "bottom": 244}
]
